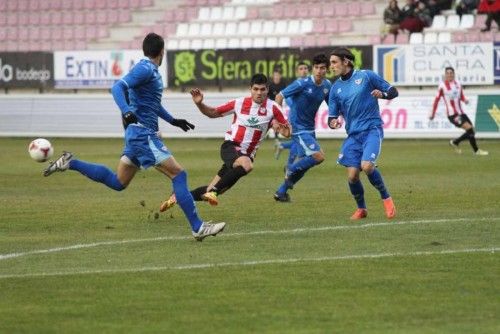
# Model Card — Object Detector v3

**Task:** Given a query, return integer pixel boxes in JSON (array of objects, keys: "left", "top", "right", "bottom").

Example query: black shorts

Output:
[
  {"left": 448, "top": 114, "right": 471, "bottom": 128},
  {"left": 217, "top": 141, "right": 253, "bottom": 177}
]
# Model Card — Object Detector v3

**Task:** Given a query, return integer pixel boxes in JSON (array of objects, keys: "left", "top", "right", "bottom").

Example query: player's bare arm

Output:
[{"left": 190, "top": 88, "right": 222, "bottom": 118}]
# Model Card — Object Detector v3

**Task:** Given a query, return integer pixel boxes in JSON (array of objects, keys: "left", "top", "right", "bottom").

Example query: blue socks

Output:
[
  {"left": 349, "top": 180, "right": 366, "bottom": 209},
  {"left": 276, "top": 156, "right": 317, "bottom": 195},
  {"left": 69, "top": 159, "right": 125, "bottom": 191},
  {"left": 172, "top": 171, "right": 203, "bottom": 232},
  {"left": 367, "top": 169, "right": 390, "bottom": 199}
]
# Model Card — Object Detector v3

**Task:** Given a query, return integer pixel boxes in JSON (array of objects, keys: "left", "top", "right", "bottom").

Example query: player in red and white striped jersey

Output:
[
  {"left": 160, "top": 74, "right": 290, "bottom": 211},
  {"left": 430, "top": 67, "right": 488, "bottom": 156}
]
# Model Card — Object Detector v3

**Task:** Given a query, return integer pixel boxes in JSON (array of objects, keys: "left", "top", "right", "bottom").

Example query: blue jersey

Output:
[
  {"left": 112, "top": 58, "right": 173, "bottom": 131},
  {"left": 328, "top": 70, "right": 393, "bottom": 135},
  {"left": 281, "top": 75, "right": 331, "bottom": 133}
]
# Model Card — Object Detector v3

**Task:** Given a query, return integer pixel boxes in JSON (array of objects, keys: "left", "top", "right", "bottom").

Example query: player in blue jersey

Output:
[
  {"left": 274, "top": 61, "right": 310, "bottom": 165},
  {"left": 43, "top": 33, "right": 225, "bottom": 241},
  {"left": 273, "top": 54, "right": 331, "bottom": 202},
  {"left": 328, "top": 47, "right": 397, "bottom": 220}
]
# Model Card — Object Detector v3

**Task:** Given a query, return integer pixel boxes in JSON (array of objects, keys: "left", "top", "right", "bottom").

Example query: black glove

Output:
[
  {"left": 171, "top": 118, "right": 195, "bottom": 132},
  {"left": 122, "top": 111, "right": 138, "bottom": 129}
]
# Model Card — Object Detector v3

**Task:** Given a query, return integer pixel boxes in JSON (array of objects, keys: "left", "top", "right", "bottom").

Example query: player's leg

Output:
[
  {"left": 460, "top": 115, "right": 488, "bottom": 155},
  {"left": 44, "top": 151, "right": 134, "bottom": 191},
  {"left": 347, "top": 167, "right": 368, "bottom": 220},
  {"left": 361, "top": 128, "right": 395, "bottom": 219},
  {"left": 275, "top": 133, "right": 323, "bottom": 201},
  {"left": 200, "top": 141, "right": 251, "bottom": 205},
  {"left": 151, "top": 135, "right": 225, "bottom": 238}
]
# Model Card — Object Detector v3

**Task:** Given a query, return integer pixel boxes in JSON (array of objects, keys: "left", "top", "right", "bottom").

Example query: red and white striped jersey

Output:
[
  {"left": 215, "top": 97, "right": 288, "bottom": 158},
  {"left": 431, "top": 80, "right": 467, "bottom": 118}
]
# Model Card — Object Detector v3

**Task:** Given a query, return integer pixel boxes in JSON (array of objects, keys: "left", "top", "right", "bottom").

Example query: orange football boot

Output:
[
  {"left": 350, "top": 208, "right": 368, "bottom": 220},
  {"left": 383, "top": 197, "right": 396, "bottom": 219}
]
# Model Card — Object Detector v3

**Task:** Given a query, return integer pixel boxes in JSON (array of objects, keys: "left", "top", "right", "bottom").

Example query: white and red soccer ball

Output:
[{"left": 28, "top": 138, "right": 54, "bottom": 162}]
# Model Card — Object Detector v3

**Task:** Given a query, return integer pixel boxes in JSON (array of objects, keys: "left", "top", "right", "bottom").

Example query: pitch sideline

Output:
[
  {"left": 0, "top": 247, "right": 497, "bottom": 279},
  {"left": 0, "top": 217, "right": 498, "bottom": 262}
]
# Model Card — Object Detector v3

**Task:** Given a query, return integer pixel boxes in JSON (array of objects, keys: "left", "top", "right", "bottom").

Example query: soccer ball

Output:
[{"left": 28, "top": 138, "right": 54, "bottom": 162}]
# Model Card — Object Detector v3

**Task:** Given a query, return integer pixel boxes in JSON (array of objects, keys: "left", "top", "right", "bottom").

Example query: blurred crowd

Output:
[{"left": 381, "top": 0, "right": 500, "bottom": 42}]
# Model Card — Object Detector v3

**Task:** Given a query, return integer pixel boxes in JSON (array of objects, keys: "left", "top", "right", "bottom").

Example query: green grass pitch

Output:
[{"left": 0, "top": 137, "right": 499, "bottom": 333}]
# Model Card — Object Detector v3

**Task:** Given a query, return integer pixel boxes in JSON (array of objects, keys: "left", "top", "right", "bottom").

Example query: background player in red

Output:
[
  {"left": 160, "top": 73, "right": 291, "bottom": 211},
  {"left": 430, "top": 67, "right": 489, "bottom": 156}
]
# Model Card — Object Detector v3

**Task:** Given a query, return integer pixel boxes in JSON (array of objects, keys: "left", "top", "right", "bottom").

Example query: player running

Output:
[
  {"left": 43, "top": 33, "right": 225, "bottom": 241},
  {"left": 430, "top": 67, "right": 488, "bottom": 156},
  {"left": 328, "top": 47, "right": 397, "bottom": 220},
  {"left": 273, "top": 54, "right": 332, "bottom": 202},
  {"left": 159, "top": 73, "right": 290, "bottom": 211}
]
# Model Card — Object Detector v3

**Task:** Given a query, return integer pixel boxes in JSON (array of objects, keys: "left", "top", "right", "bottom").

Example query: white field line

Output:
[
  {"left": 0, "top": 247, "right": 497, "bottom": 279},
  {"left": 0, "top": 217, "right": 498, "bottom": 262}
]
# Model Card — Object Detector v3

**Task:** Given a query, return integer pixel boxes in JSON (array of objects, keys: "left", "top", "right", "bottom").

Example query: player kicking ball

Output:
[{"left": 43, "top": 33, "right": 225, "bottom": 241}]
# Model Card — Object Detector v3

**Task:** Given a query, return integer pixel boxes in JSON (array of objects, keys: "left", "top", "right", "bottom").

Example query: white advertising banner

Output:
[
  {"left": 54, "top": 50, "right": 167, "bottom": 89},
  {"left": 1, "top": 93, "right": 497, "bottom": 139},
  {"left": 294, "top": 95, "right": 478, "bottom": 138},
  {"left": 374, "top": 43, "right": 494, "bottom": 86}
]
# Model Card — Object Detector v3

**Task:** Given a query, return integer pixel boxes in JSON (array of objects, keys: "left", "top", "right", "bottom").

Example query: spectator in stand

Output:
[
  {"left": 478, "top": 0, "right": 500, "bottom": 31},
  {"left": 415, "top": 1, "right": 433, "bottom": 27},
  {"left": 426, "top": 0, "right": 441, "bottom": 18},
  {"left": 455, "top": 0, "right": 479, "bottom": 17},
  {"left": 381, "top": 0, "right": 402, "bottom": 42},
  {"left": 399, "top": 0, "right": 426, "bottom": 32},
  {"left": 268, "top": 67, "right": 287, "bottom": 101}
]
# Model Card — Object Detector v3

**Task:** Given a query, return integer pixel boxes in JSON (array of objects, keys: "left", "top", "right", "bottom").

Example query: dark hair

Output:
[
  {"left": 251, "top": 73, "right": 268, "bottom": 86},
  {"left": 142, "top": 33, "right": 164, "bottom": 58},
  {"left": 445, "top": 67, "right": 455, "bottom": 72},
  {"left": 296, "top": 61, "right": 309, "bottom": 69},
  {"left": 312, "top": 53, "right": 329, "bottom": 66},
  {"left": 330, "top": 47, "right": 355, "bottom": 67}
]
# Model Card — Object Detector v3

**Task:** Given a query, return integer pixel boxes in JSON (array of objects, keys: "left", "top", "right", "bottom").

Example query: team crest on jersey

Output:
[
  {"left": 258, "top": 106, "right": 267, "bottom": 116},
  {"left": 323, "top": 88, "right": 329, "bottom": 95},
  {"left": 355, "top": 79, "right": 362, "bottom": 85},
  {"left": 337, "top": 88, "right": 342, "bottom": 93},
  {"left": 307, "top": 88, "right": 313, "bottom": 93}
]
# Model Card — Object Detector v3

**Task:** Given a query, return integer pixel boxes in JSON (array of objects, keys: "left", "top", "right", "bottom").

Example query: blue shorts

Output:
[
  {"left": 338, "top": 127, "right": 384, "bottom": 168},
  {"left": 122, "top": 124, "right": 172, "bottom": 169},
  {"left": 293, "top": 132, "right": 321, "bottom": 157}
]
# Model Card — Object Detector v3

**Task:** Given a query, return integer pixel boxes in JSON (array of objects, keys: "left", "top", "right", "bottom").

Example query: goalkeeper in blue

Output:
[
  {"left": 43, "top": 33, "right": 225, "bottom": 241},
  {"left": 328, "top": 47, "right": 397, "bottom": 220},
  {"left": 273, "top": 54, "right": 331, "bottom": 202}
]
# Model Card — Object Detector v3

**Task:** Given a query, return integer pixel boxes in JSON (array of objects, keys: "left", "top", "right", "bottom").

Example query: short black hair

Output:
[
  {"left": 331, "top": 47, "right": 355, "bottom": 67},
  {"left": 251, "top": 73, "right": 268, "bottom": 86},
  {"left": 445, "top": 66, "right": 455, "bottom": 72},
  {"left": 142, "top": 33, "right": 164, "bottom": 58},
  {"left": 312, "top": 53, "right": 329, "bottom": 66},
  {"left": 296, "top": 61, "right": 309, "bottom": 69}
]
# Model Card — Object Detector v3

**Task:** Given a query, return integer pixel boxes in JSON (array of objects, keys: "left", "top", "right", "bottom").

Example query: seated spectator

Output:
[
  {"left": 400, "top": 0, "right": 426, "bottom": 32},
  {"left": 455, "top": 0, "right": 479, "bottom": 17},
  {"left": 415, "top": 1, "right": 433, "bottom": 27},
  {"left": 478, "top": 0, "right": 500, "bottom": 31},
  {"left": 381, "top": 0, "right": 402, "bottom": 42},
  {"left": 426, "top": 0, "right": 441, "bottom": 17}
]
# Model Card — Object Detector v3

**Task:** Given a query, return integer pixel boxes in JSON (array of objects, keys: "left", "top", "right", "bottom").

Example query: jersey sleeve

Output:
[
  {"left": 365, "top": 70, "right": 393, "bottom": 92},
  {"left": 328, "top": 86, "right": 340, "bottom": 118},
  {"left": 215, "top": 100, "right": 236, "bottom": 116},
  {"left": 271, "top": 103, "right": 288, "bottom": 124},
  {"left": 280, "top": 79, "right": 304, "bottom": 99},
  {"left": 431, "top": 85, "right": 444, "bottom": 118}
]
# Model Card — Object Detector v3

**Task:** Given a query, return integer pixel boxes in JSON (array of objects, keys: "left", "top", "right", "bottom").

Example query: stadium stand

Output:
[{"left": 0, "top": 0, "right": 499, "bottom": 51}]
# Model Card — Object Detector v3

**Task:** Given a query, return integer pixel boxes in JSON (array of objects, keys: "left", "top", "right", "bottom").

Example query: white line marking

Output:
[
  {"left": 0, "top": 247, "right": 497, "bottom": 279},
  {"left": 0, "top": 217, "right": 498, "bottom": 261}
]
